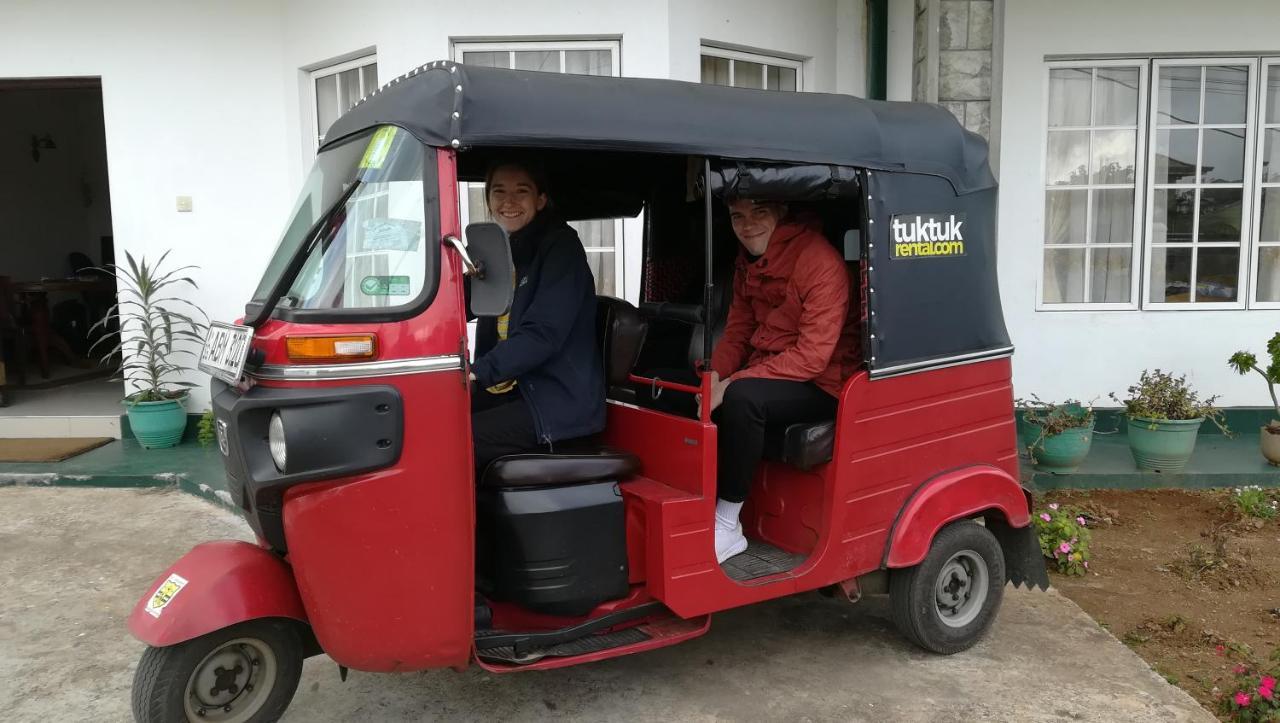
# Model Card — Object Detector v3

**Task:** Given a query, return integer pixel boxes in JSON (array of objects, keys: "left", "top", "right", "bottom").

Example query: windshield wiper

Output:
[{"left": 243, "top": 180, "right": 363, "bottom": 327}]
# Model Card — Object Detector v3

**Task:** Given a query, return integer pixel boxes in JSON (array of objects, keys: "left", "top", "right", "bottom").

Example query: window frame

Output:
[
  {"left": 307, "top": 54, "right": 379, "bottom": 151},
  {"left": 1142, "top": 56, "right": 1257, "bottom": 311},
  {"left": 699, "top": 44, "right": 805, "bottom": 92},
  {"left": 1036, "top": 58, "right": 1149, "bottom": 312},
  {"left": 1248, "top": 57, "right": 1280, "bottom": 309}
]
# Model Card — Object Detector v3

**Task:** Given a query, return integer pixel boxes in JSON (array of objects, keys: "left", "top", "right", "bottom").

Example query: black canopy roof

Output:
[{"left": 322, "top": 61, "right": 995, "bottom": 195}]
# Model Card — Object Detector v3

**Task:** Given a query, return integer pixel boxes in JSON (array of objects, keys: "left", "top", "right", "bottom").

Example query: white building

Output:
[{"left": 0, "top": 0, "right": 1275, "bottom": 436}]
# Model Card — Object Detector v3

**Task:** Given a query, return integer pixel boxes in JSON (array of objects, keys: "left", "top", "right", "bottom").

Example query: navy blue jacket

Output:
[{"left": 471, "top": 212, "right": 605, "bottom": 444}]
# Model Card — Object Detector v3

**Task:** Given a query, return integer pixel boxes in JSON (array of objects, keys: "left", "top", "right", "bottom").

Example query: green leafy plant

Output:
[
  {"left": 1217, "top": 662, "right": 1280, "bottom": 722},
  {"left": 1111, "top": 369, "right": 1229, "bottom": 433},
  {"left": 1033, "top": 502, "right": 1092, "bottom": 576},
  {"left": 197, "top": 409, "right": 216, "bottom": 448},
  {"left": 1229, "top": 334, "right": 1280, "bottom": 433},
  {"left": 1233, "top": 486, "right": 1279, "bottom": 520},
  {"left": 91, "top": 251, "right": 208, "bottom": 403},
  {"left": 1017, "top": 394, "right": 1094, "bottom": 449}
]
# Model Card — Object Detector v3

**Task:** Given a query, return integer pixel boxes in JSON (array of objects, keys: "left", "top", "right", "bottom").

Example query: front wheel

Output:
[
  {"left": 131, "top": 618, "right": 304, "bottom": 723},
  {"left": 889, "top": 520, "right": 1005, "bottom": 654}
]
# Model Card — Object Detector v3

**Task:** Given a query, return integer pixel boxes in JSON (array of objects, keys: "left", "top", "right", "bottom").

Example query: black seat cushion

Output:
[
  {"left": 481, "top": 447, "right": 640, "bottom": 488},
  {"left": 763, "top": 420, "right": 835, "bottom": 471}
]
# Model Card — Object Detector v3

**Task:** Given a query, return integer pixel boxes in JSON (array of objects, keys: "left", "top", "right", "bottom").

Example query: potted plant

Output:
[
  {"left": 1016, "top": 395, "right": 1095, "bottom": 474},
  {"left": 1228, "top": 333, "right": 1280, "bottom": 466},
  {"left": 92, "top": 251, "right": 207, "bottom": 449},
  {"left": 1111, "top": 369, "right": 1227, "bottom": 473}
]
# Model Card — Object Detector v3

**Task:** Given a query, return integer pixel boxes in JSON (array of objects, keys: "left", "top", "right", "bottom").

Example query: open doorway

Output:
[{"left": 0, "top": 77, "right": 121, "bottom": 439}]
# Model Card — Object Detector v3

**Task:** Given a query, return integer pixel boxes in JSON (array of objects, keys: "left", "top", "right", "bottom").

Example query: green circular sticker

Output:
[{"left": 360, "top": 276, "right": 381, "bottom": 295}]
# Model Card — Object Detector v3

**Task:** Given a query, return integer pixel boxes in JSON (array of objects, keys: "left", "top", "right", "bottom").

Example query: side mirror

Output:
[{"left": 461, "top": 222, "right": 514, "bottom": 318}]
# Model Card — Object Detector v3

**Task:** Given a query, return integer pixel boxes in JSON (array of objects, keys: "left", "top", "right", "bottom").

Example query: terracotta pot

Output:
[{"left": 1261, "top": 423, "right": 1280, "bottom": 467}]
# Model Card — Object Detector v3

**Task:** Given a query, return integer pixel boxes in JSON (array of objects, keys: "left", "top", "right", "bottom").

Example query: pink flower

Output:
[
  {"left": 1234, "top": 664, "right": 1249, "bottom": 674},
  {"left": 1259, "top": 685, "right": 1274, "bottom": 701},
  {"left": 1058, "top": 542, "right": 1072, "bottom": 554},
  {"left": 1049, "top": 503, "right": 1060, "bottom": 511},
  {"left": 1083, "top": 560, "right": 1089, "bottom": 569},
  {"left": 1216, "top": 645, "right": 1226, "bottom": 655},
  {"left": 1235, "top": 691, "right": 1252, "bottom": 707},
  {"left": 1040, "top": 513, "right": 1052, "bottom": 522},
  {"left": 1262, "top": 676, "right": 1276, "bottom": 690},
  {"left": 1076, "top": 516, "right": 1087, "bottom": 526}
]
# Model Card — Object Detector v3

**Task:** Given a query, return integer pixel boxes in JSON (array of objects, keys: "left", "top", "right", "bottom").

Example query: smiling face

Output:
[
  {"left": 487, "top": 165, "right": 548, "bottom": 234},
  {"left": 728, "top": 199, "right": 786, "bottom": 256}
]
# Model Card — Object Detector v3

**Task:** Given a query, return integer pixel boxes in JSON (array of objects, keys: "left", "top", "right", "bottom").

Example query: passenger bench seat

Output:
[{"left": 763, "top": 420, "right": 836, "bottom": 472}]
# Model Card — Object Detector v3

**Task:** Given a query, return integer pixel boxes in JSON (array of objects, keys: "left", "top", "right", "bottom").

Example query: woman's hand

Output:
[{"left": 697, "top": 372, "right": 729, "bottom": 417}]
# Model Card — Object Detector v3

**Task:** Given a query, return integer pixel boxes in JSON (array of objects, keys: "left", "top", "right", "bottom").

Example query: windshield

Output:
[{"left": 250, "top": 126, "right": 430, "bottom": 315}]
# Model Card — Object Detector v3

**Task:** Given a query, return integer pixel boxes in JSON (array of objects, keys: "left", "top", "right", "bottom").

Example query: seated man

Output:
[
  {"left": 468, "top": 159, "right": 605, "bottom": 476},
  {"left": 702, "top": 198, "right": 860, "bottom": 562}
]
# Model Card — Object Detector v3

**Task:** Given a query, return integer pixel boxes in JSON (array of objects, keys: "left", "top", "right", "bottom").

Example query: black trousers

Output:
[
  {"left": 471, "top": 387, "right": 542, "bottom": 478},
  {"left": 712, "top": 378, "right": 837, "bottom": 503}
]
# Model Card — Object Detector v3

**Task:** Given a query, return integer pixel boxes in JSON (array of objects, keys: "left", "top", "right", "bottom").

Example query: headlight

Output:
[{"left": 268, "top": 411, "right": 287, "bottom": 472}]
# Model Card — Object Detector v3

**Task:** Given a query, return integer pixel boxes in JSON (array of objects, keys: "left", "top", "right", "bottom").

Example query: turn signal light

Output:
[{"left": 285, "top": 335, "right": 377, "bottom": 363}]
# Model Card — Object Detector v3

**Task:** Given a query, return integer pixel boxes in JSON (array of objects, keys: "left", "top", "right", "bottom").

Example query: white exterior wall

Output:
[{"left": 999, "top": 0, "right": 1280, "bottom": 407}]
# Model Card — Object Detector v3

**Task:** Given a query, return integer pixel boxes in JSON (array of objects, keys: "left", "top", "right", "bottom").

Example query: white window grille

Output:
[
  {"left": 310, "top": 55, "right": 378, "bottom": 149},
  {"left": 700, "top": 46, "right": 803, "bottom": 91}
]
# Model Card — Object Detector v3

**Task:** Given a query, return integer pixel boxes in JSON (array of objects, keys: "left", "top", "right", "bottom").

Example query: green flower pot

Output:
[
  {"left": 1028, "top": 417, "right": 1095, "bottom": 474},
  {"left": 124, "top": 394, "right": 189, "bottom": 449},
  {"left": 1126, "top": 415, "right": 1204, "bottom": 473}
]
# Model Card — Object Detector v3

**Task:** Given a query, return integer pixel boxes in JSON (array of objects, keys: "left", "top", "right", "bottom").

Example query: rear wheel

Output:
[
  {"left": 131, "top": 618, "right": 304, "bottom": 723},
  {"left": 889, "top": 520, "right": 1005, "bottom": 654}
]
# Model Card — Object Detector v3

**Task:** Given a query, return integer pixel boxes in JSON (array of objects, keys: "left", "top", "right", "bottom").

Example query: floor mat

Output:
[
  {"left": 0, "top": 437, "right": 113, "bottom": 462},
  {"left": 478, "top": 626, "right": 651, "bottom": 664},
  {"left": 722, "top": 539, "right": 807, "bottom": 582}
]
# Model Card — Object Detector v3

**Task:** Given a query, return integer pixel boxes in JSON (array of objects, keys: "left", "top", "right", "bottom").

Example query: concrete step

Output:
[{"left": 0, "top": 415, "right": 121, "bottom": 439}]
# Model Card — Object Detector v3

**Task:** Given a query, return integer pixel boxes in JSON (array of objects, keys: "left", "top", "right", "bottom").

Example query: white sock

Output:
[{"left": 714, "top": 499, "right": 744, "bottom": 531}]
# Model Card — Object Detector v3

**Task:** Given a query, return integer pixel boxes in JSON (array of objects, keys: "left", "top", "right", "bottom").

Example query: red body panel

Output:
[{"left": 127, "top": 541, "right": 306, "bottom": 646}]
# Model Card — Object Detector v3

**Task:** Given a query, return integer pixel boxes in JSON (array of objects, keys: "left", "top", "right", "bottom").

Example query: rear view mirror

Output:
[{"left": 463, "top": 222, "right": 515, "bottom": 318}]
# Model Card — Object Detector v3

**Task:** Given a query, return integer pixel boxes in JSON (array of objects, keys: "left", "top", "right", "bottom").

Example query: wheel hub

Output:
[
  {"left": 933, "top": 549, "right": 989, "bottom": 629},
  {"left": 184, "top": 637, "right": 277, "bottom": 723}
]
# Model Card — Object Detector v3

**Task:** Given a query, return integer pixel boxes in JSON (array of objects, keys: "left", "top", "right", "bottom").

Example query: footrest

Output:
[
  {"left": 722, "top": 540, "right": 806, "bottom": 583},
  {"left": 478, "top": 626, "right": 651, "bottom": 664}
]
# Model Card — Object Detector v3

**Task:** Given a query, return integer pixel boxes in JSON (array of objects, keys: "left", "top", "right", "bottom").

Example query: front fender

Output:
[
  {"left": 883, "top": 465, "right": 1030, "bottom": 569},
  {"left": 127, "top": 540, "right": 307, "bottom": 647}
]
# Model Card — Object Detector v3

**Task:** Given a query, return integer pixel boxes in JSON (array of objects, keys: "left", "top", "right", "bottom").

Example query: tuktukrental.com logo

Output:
[{"left": 890, "top": 213, "right": 966, "bottom": 258}]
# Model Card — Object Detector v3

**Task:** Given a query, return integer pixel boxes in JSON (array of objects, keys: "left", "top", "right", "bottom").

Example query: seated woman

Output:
[
  {"left": 468, "top": 159, "right": 605, "bottom": 476},
  {"left": 703, "top": 198, "right": 860, "bottom": 563}
]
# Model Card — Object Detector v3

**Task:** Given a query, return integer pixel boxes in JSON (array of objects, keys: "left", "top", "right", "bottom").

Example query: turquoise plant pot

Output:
[
  {"left": 1028, "top": 417, "right": 1095, "bottom": 474},
  {"left": 1126, "top": 416, "right": 1204, "bottom": 473},
  {"left": 124, "top": 395, "right": 188, "bottom": 449}
]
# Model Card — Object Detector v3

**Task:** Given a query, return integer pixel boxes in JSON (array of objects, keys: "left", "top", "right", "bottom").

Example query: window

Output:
[
  {"left": 453, "top": 40, "right": 623, "bottom": 296},
  {"left": 1040, "top": 57, "right": 1274, "bottom": 310},
  {"left": 311, "top": 56, "right": 378, "bottom": 148},
  {"left": 700, "top": 46, "right": 802, "bottom": 91}
]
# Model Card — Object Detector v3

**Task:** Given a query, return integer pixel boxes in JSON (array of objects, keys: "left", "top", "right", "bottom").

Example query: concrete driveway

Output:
[{"left": 0, "top": 486, "right": 1213, "bottom": 722}]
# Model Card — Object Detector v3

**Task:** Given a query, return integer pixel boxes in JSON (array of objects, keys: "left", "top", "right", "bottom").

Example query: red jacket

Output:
[{"left": 710, "top": 220, "right": 860, "bottom": 398}]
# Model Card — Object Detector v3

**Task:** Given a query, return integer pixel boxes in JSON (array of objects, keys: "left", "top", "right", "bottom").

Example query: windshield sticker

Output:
[
  {"left": 360, "top": 218, "right": 423, "bottom": 252},
  {"left": 890, "top": 213, "right": 967, "bottom": 259},
  {"left": 360, "top": 275, "right": 411, "bottom": 296},
  {"left": 359, "top": 126, "right": 398, "bottom": 170},
  {"left": 145, "top": 573, "right": 188, "bottom": 618}
]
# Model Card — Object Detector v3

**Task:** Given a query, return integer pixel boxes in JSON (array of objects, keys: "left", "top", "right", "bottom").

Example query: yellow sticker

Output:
[
  {"left": 359, "top": 126, "right": 398, "bottom": 169},
  {"left": 145, "top": 573, "right": 189, "bottom": 618}
]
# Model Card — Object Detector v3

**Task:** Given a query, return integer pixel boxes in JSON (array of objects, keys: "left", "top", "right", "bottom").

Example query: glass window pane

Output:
[
  {"left": 767, "top": 66, "right": 797, "bottom": 91},
  {"left": 1267, "top": 67, "right": 1280, "bottom": 124},
  {"left": 1046, "top": 131, "right": 1089, "bottom": 186},
  {"left": 1048, "top": 68, "right": 1091, "bottom": 127},
  {"left": 1260, "top": 188, "right": 1280, "bottom": 243},
  {"left": 1257, "top": 247, "right": 1280, "bottom": 302},
  {"left": 1195, "top": 247, "right": 1239, "bottom": 302},
  {"left": 339, "top": 68, "right": 361, "bottom": 114},
  {"left": 463, "top": 51, "right": 510, "bottom": 69},
  {"left": 315, "top": 73, "right": 339, "bottom": 140},
  {"left": 1200, "top": 128, "right": 1245, "bottom": 183},
  {"left": 1260, "top": 128, "right": 1280, "bottom": 182},
  {"left": 571, "top": 219, "right": 614, "bottom": 248},
  {"left": 1204, "top": 65, "right": 1248, "bottom": 124},
  {"left": 360, "top": 63, "right": 378, "bottom": 96},
  {"left": 1090, "top": 247, "right": 1131, "bottom": 303},
  {"left": 585, "top": 251, "right": 616, "bottom": 297},
  {"left": 514, "top": 50, "right": 557, "bottom": 72},
  {"left": 733, "top": 60, "right": 764, "bottom": 89},
  {"left": 1153, "top": 189, "right": 1195, "bottom": 244},
  {"left": 1157, "top": 65, "right": 1201, "bottom": 125},
  {"left": 701, "top": 55, "right": 730, "bottom": 86},
  {"left": 467, "top": 184, "right": 489, "bottom": 223},
  {"left": 1198, "top": 188, "right": 1243, "bottom": 243},
  {"left": 1045, "top": 190, "right": 1087, "bottom": 244},
  {"left": 1042, "top": 248, "right": 1086, "bottom": 303},
  {"left": 1091, "top": 129, "right": 1135, "bottom": 184},
  {"left": 1094, "top": 67, "right": 1139, "bottom": 126},
  {"left": 1154, "top": 129, "right": 1199, "bottom": 184},
  {"left": 1092, "top": 189, "right": 1134, "bottom": 246},
  {"left": 565, "top": 50, "right": 611, "bottom": 76},
  {"left": 1151, "top": 247, "right": 1193, "bottom": 302}
]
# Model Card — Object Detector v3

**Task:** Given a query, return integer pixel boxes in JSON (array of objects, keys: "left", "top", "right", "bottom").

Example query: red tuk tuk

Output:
[{"left": 127, "top": 62, "right": 1047, "bottom": 722}]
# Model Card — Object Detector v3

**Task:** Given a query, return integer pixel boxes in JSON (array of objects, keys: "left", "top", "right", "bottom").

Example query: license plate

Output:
[{"left": 199, "top": 322, "right": 254, "bottom": 385}]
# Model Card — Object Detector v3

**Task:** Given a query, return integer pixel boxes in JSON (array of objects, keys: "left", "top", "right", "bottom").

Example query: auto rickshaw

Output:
[{"left": 127, "top": 62, "right": 1048, "bottom": 722}]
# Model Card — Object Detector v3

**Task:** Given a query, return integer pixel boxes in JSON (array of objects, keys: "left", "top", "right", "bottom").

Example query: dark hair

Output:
[{"left": 484, "top": 157, "right": 551, "bottom": 198}]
